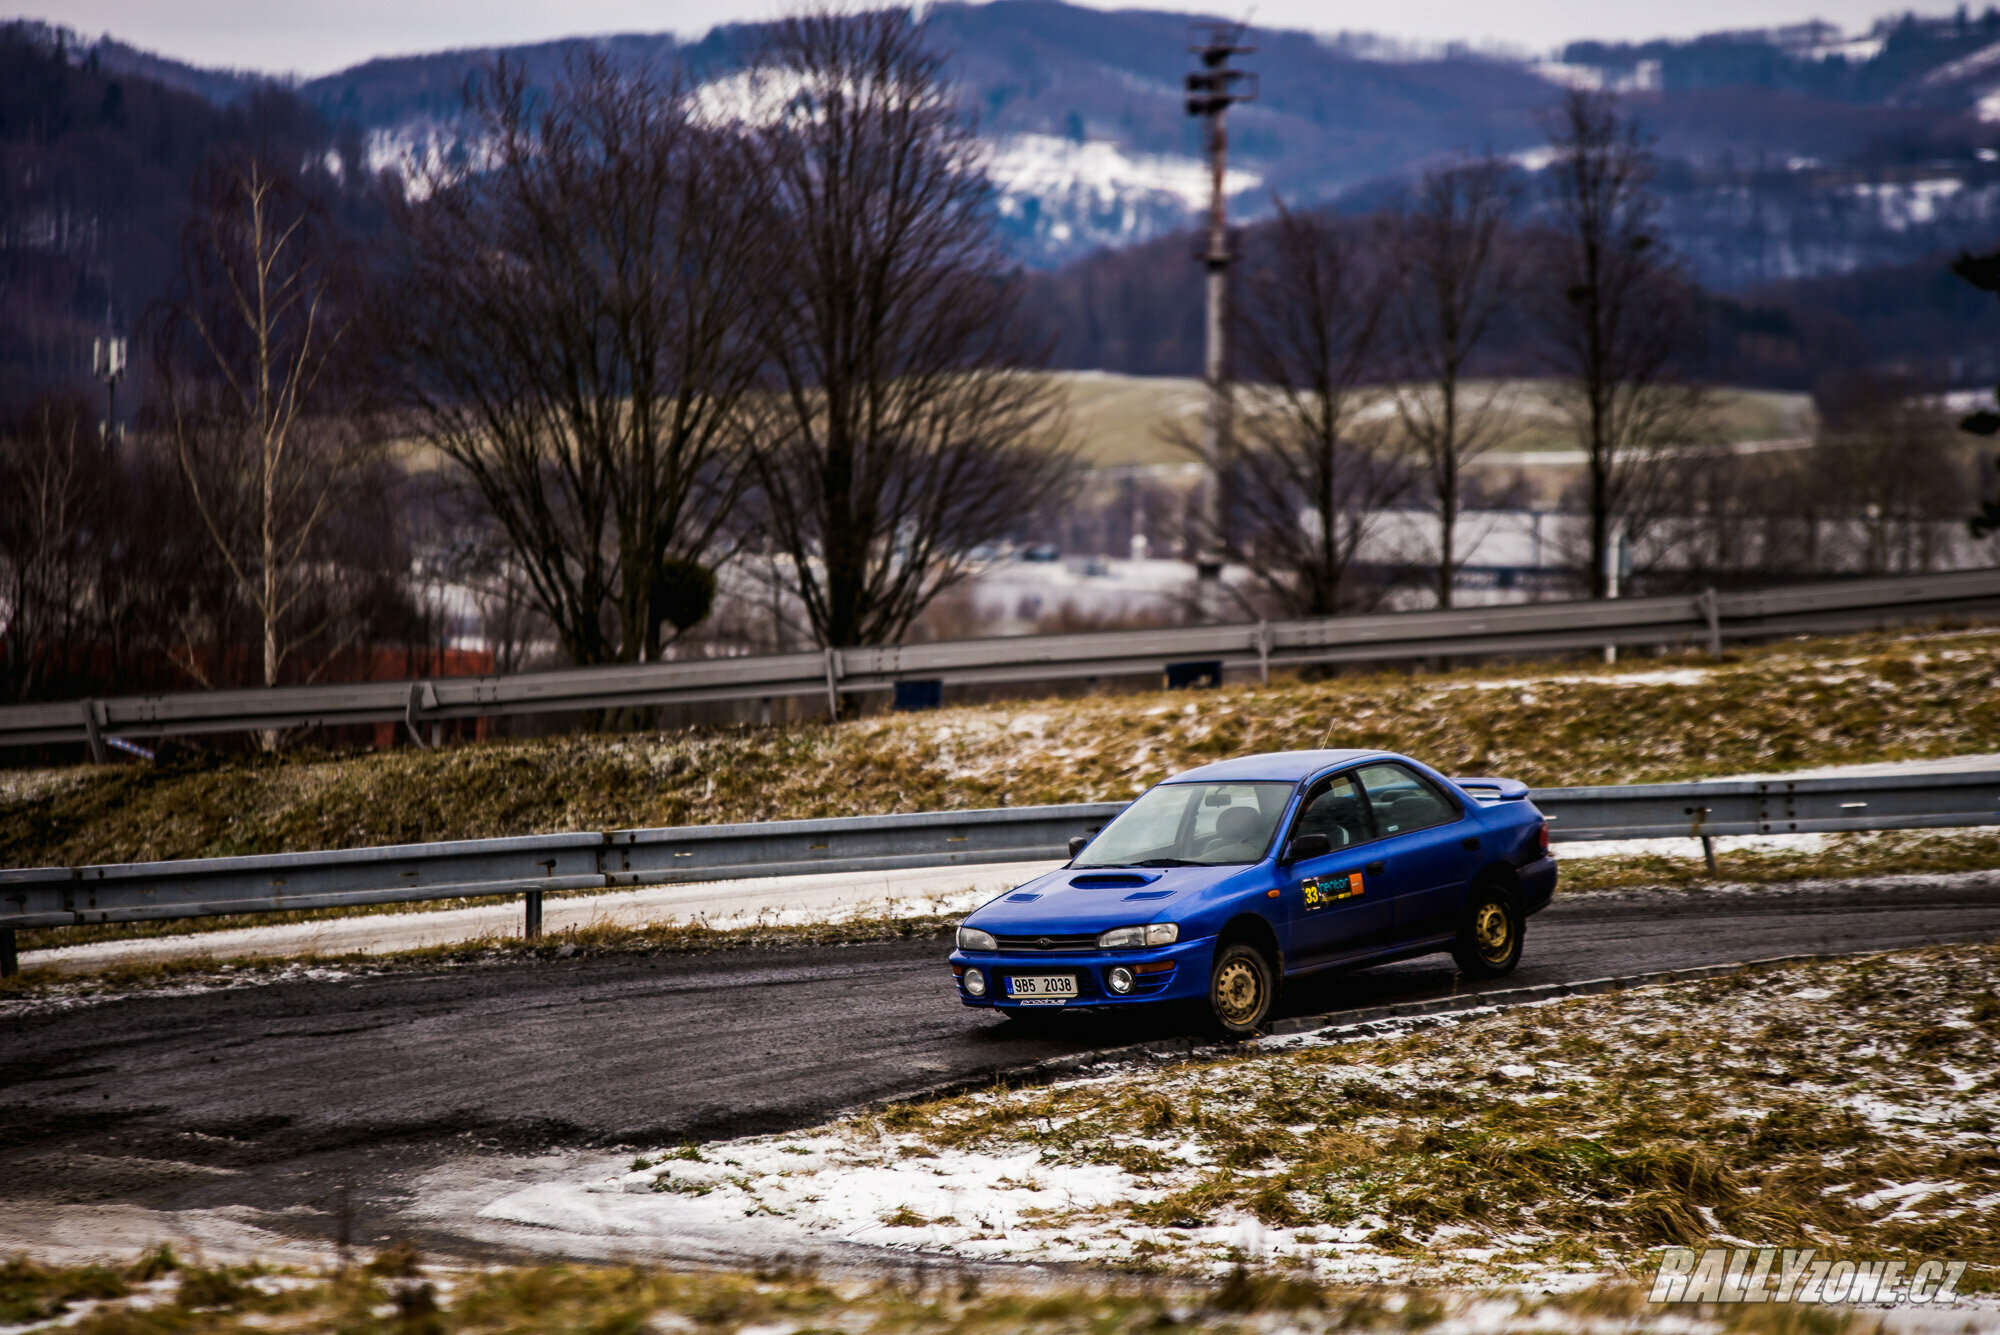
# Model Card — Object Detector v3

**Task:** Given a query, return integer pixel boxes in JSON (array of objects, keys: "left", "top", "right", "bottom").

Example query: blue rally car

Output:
[{"left": 948, "top": 750, "right": 1556, "bottom": 1036}]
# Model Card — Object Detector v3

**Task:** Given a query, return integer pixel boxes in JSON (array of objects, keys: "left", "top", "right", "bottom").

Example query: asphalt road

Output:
[{"left": 3, "top": 874, "right": 1997, "bottom": 1259}]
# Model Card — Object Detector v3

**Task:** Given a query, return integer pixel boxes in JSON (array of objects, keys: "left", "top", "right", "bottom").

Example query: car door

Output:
[
  {"left": 1353, "top": 761, "right": 1479, "bottom": 941},
  {"left": 1280, "top": 771, "right": 1393, "bottom": 966}
]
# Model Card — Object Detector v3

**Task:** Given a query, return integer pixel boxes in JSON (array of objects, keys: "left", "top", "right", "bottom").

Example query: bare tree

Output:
[
  {"left": 1534, "top": 89, "right": 1705, "bottom": 597},
  {"left": 1649, "top": 445, "right": 1821, "bottom": 589},
  {"left": 743, "top": 8, "right": 1075, "bottom": 650},
  {"left": 0, "top": 394, "right": 109, "bottom": 701},
  {"left": 382, "top": 52, "right": 767, "bottom": 667},
  {"left": 1218, "top": 203, "right": 1412, "bottom": 617},
  {"left": 151, "top": 148, "right": 377, "bottom": 690},
  {"left": 1391, "top": 158, "right": 1521, "bottom": 608},
  {"left": 1814, "top": 373, "right": 1970, "bottom": 574}
]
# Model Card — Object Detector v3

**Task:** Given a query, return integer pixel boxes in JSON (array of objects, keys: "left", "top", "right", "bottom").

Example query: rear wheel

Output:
[
  {"left": 1207, "top": 942, "right": 1275, "bottom": 1037},
  {"left": 1451, "top": 880, "right": 1524, "bottom": 979}
]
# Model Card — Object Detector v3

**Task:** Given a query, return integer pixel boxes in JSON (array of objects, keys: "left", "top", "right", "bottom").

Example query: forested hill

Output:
[
  {"left": 0, "top": 22, "right": 379, "bottom": 410},
  {"left": 13, "top": 3, "right": 2000, "bottom": 399}
]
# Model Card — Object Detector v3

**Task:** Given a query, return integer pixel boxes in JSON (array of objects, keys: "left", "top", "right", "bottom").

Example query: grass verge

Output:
[
  {"left": 0, "top": 912, "right": 955, "bottom": 1005},
  {"left": 0, "top": 1243, "right": 1889, "bottom": 1334},
  {"left": 600, "top": 945, "right": 2000, "bottom": 1288},
  {"left": 6, "top": 626, "right": 2000, "bottom": 873}
]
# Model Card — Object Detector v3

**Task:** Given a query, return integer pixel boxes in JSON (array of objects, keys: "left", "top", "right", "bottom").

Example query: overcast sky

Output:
[{"left": 21, "top": 0, "right": 1911, "bottom": 77}]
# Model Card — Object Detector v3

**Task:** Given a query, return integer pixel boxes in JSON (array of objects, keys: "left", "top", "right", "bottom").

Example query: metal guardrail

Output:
[
  {"left": 7, "top": 568, "right": 2000, "bottom": 755},
  {"left": 4, "top": 768, "right": 1997, "bottom": 974},
  {"left": 1533, "top": 769, "right": 2000, "bottom": 843}
]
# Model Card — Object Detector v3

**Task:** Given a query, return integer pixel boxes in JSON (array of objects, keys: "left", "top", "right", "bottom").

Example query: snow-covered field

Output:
[{"left": 482, "top": 946, "right": 2000, "bottom": 1300}]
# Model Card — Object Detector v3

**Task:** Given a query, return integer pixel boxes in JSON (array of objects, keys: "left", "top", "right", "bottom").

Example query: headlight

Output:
[
  {"left": 957, "top": 926, "right": 997, "bottom": 951},
  {"left": 963, "top": 967, "right": 986, "bottom": 997},
  {"left": 1097, "top": 923, "right": 1178, "bottom": 950}
]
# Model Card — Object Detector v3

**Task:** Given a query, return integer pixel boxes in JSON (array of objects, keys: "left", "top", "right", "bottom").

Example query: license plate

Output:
[{"left": 1006, "top": 974, "right": 1077, "bottom": 999}]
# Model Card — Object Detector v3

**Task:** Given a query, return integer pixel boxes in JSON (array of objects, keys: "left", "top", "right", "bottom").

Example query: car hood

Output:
[{"left": 964, "top": 862, "right": 1249, "bottom": 935}]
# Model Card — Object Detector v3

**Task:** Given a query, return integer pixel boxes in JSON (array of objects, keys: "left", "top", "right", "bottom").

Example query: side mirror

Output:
[
  {"left": 1068, "top": 835, "right": 1090, "bottom": 859},
  {"left": 1284, "top": 832, "right": 1331, "bottom": 863}
]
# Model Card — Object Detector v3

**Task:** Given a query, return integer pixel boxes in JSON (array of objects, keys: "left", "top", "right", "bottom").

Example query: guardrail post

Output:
[
  {"left": 1696, "top": 588, "right": 1722, "bottom": 658},
  {"left": 524, "top": 890, "right": 543, "bottom": 941},
  {"left": 823, "top": 648, "right": 841, "bottom": 721},
  {"left": 1256, "top": 621, "right": 1271, "bottom": 684},
  {"left": 81, "top": 700, "right": 106, "bottom": 765},
  {"left": 1686, "top": 804, "right": 1718, "bottom": 875},
  {"left": 404, "top": 682, "right": 439, "bottom": 750},
  {"left": 1, "top": 927, "right": 16, "bottom": 978}
]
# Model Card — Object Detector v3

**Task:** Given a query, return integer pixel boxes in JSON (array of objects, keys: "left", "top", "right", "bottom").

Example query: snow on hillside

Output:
[{"left": 988, "top": 134, "right": 1262, "bottom": 258}]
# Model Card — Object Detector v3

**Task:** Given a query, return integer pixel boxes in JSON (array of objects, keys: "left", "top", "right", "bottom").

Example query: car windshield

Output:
[{"left": 1074, "top": 780, "right": 1294, "bottom": 868}]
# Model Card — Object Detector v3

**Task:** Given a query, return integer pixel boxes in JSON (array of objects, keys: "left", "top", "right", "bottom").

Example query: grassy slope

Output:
[
  {"left": 1057, "top": 372, "right": 1815, "bottom": 469},
  {"left": 4, "top": 627, "right": 1997, "bottom": 872},
  {"left": 0, "top": 1248, "right": 1874, "bottom": 1333},
  {"left": 832, "top": 946, "right": 2000, "bottom": 1281}
]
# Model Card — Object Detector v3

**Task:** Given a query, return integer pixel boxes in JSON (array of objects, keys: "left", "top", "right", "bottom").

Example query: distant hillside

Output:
[
  {"left": 0, "top": 22, "right": 379, "bottom": 408},
  {"left": 60, "top": 0, "right": 2000, "bottom": 281},
  {"left": 14, "top": 2, "right": 2000, "bottom": 403}
]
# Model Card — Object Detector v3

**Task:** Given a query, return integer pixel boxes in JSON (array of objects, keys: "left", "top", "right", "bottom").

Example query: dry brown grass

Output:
[
  {"left": 6, "top": 626, "right": 2000, "bottom": 876},
  {"left": 840, "top": 945, "right": 2000, "bottom": 1279}
]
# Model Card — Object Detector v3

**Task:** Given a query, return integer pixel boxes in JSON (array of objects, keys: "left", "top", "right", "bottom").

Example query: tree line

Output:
[
  {"left": 1, "top": 9, "right": 1077, "bottom": 707},
  {"left": 1188, "top": 86, "right": 1979, "bottom": 623},
  {"left": 0, "top": 14, "right": 1984, "bottom": 715}
]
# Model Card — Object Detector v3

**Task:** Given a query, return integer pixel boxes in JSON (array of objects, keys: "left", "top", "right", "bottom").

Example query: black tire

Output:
[
  {"left": 1207, "top": 941, "right": 1276, "bottom": 1038},
  {"left": 1451, "top": 880, "right": 1524, "bottom": 979}
]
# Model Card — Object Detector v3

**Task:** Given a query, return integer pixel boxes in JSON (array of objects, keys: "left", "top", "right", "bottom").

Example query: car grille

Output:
[{"left": 992, "top": 932, "right": 1100, "bottom": 952}]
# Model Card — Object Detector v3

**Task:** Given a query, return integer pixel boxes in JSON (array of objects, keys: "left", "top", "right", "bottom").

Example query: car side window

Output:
[
  {"left": 1293, "top": 774, "right": 1371, "bottom": 850},
  {"left": 1355, "top": 762, "right": 1459, "bottom": 837}
]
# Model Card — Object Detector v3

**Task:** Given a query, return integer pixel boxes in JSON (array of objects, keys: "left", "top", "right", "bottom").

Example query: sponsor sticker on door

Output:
[{"left": 1302, "top": 871, "right": 1365, "bottom": 910}]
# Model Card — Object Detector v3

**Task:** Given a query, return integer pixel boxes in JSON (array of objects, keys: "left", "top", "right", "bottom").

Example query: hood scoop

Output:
[
  {"left": 1005, "top": 892, "right": 1042, "bottom": 902},
  {"left": 1122, "top": 889, "right": 1175, "bottom": 901},
  {"left": 1068, "top": 872, "right": 1155, "bottom": 889}
]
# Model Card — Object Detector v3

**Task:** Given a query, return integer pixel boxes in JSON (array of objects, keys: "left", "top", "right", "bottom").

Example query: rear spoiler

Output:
[{"left": 1452, "top": 777, "right": 1530, "bottom": 803}]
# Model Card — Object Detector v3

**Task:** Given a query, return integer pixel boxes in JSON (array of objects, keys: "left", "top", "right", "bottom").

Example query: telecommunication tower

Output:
[
  {"left": 1184, "top": 25, "right": 1254, "bottom": 609},
  {"left": 93, "top": 335, "right": 128, "bottom": 449}
]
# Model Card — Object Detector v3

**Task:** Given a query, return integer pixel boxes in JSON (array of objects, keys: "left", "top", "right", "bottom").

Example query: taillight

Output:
[{"left": 1537, "top": 822, "right": 1550, "bottom": 852}]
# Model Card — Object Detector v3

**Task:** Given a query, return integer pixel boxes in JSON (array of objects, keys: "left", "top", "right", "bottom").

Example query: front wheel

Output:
[
  {"left": 1207, "top": 942, "right": 1275, "bottom": 1037},
  {"left": 1451, "top": 881, "right": 1524, "bottom": 979}
]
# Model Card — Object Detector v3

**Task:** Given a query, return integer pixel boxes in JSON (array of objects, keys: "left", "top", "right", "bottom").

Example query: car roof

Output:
[{"left": 1165, "top": 749, "right": 1389, "bottom": 784}]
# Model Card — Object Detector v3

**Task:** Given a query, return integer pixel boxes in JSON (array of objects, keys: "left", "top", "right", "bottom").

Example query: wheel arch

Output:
[
  {"left": 1465, "top": 861, "right": 1523, "bottom": 908},
  {"left": 1217, "top": 911, "right": 1282, "bottom": 975}
]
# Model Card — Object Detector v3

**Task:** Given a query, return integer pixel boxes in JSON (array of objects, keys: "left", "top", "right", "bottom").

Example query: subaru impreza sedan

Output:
[{"left": 947, "top": 749, "right": 1556, "bottom": 1036}]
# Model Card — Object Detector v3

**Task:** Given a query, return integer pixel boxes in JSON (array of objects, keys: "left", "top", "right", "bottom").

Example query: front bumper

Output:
[{"left": 948, "top": 936, "right": 1215, "bottom": 1009}]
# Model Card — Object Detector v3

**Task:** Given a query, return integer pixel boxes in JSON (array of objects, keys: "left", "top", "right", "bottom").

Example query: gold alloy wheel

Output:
[
  {"left": 1213, "top": 956, "right": 1265, "bottom": 1027},
  {"left": 1473, "top": 900, "right": 1513, "bottom": 964}
]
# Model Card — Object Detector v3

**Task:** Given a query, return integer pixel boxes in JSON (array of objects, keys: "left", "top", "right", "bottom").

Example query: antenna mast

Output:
[{"left": 1185, "top": 24, "right": 1254, "bottom": 617}]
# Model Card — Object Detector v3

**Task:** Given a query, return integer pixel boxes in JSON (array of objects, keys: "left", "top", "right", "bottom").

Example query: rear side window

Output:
[
  {"left": 1355, "top": 762, "right": 1459, "bottom": 837},
  {"left": 1293, "top": 774, "right": 1371, "bottom": 849}
]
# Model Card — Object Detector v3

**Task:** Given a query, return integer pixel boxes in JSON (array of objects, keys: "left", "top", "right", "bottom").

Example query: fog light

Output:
[
  {"left": 964, "top": 967, "right": 986, "bottom": 997},
  {"left": 1108, "top": 966, "right": 1134, "bottom": 994}
]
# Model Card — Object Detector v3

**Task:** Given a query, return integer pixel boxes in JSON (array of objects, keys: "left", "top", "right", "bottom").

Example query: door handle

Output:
[
  {"left": 1462, "top": 837, "right": 1480, "bottom": 851},
  {"left": 1364, "top": 860, "right": 1385, "bottom": 876}
]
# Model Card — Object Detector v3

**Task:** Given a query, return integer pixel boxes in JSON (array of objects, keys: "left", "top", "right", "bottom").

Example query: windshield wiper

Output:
[{"left": 1131, "top": 857, "right": 1200, "bottom": 867}]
